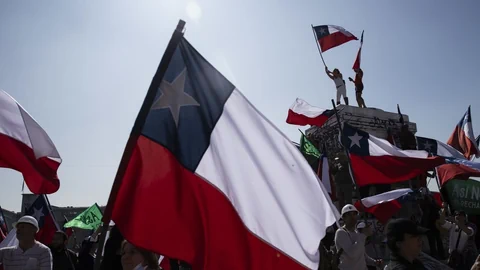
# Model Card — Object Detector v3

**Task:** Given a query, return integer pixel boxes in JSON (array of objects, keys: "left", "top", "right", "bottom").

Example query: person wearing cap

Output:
[
  {"left": 334, "top": 204, "right": 381, "bottom": 270},
  {"left": 384, "top": 218, "right": 428, "bottom": 269},
  {"left": 0, "top": 215, "right": 52, "bottom": 270},
  {"left": 439, "top": 210, "right": 478, "bottom": 270},
  {"left": 49, "top": 231, "right": 78, "bottom": 270}
]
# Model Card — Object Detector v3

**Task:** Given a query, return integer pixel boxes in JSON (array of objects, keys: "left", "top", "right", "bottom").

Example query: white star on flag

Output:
[
  {"left": 423, "top": 141, "right": 433, "bottom": 151},
  {"left": 32, "top": 207, "right": 44, "bottom": 221},
  {"left": 349, "top": 132, "right": 363, "bottom": 149},
  {"left": 151, "top": 69, "right": 200, "bottom": 127}
]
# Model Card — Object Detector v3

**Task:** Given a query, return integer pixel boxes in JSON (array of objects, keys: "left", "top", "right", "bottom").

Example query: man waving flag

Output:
[{"left": 106, "top": 22, "right": 339, "bottom": 270}]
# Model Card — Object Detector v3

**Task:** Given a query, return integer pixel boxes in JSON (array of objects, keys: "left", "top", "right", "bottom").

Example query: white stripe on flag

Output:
[
  {"left": 361, "top": 188, "right": 412, "bottom": 208},
  {"left": 195, "top": 89, "right": 339, "bottom": 269}
]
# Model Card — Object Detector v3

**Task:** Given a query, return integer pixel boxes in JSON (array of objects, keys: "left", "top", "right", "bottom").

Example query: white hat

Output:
[
  {"left": 15, "top": 215, "right": 39, "bottom": 232},
  {"left": 341, "top": 204, "right": 358, "bottom": 216},
  {"left": 356, "top": 221, "right": 366, "bottom": 229}
]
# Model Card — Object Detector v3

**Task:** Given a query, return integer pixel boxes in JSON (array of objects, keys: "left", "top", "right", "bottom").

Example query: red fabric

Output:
[
  {"left": 0, "top": 133, "right": 60, "bottom": 194},
  {"left": 318, "top": 31, "right": 357, "bottom": 52},
  {"left": 36, "top": 212, "right": 58, "bottom": 245},
  {"left": 350, "top": 154, "right": 445, "bottom": 187},
  {"left": 431, "top": 192, "right": 443, "bottom": 207},
  {"left": 355, "top": 200, "right": 401, "bottom": 224},
  {"left": 352, "top": 47, "right": 362, "bottom": 70},
  {"left": 64, "top": 228, "right": 73, "bottom": 238},
  {"left": 447, "top": 126, "right": 479, "bottom": 159},
  {"left": 0, "top": 228, "right": 5, "bottom": 243},
  {"left": 286, "top": 109, "right": 329, "bottom": 127},
  {"left": 437, "top": 163, "right": 480, "bottom": 186},
  {"left": 111, "top": 136, "right": 308, "bottom": 270},
  {"left": 159, "top": 257, "right": 171, "bottom": 270}
]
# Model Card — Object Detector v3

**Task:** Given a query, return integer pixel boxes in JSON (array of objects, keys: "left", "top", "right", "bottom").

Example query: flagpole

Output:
[
  {"left": 330, "top": 100, "right": 382, "bottom": 261},
  {"left": 93, "top": 19, "right": 186, "bottom": 270},
  {"left": 311, "top": 24, "right": 327, "bottom": 68},
  {"left": 44, "top": 195, "right": 61, "bottom": 230},
  {"left": 330, "top": 100, "right": 367, "bottom": 212}
]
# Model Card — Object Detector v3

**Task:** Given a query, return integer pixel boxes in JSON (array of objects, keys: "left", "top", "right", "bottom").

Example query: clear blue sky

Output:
[{"left": 1, "top": 1, "right": 479, "bottom": 211}]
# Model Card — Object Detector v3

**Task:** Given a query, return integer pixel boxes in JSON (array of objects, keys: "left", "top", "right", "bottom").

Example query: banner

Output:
[
  {"left": 444, "top": 179, "right": 480, "bottom": 214},
  {"left": 64, "top": 203, "right": 103, "bottom": 230}
]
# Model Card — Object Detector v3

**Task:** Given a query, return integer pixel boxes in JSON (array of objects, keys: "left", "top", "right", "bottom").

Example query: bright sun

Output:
[{"left": 186, "top": 1, "right": 202, "bottom": 21}]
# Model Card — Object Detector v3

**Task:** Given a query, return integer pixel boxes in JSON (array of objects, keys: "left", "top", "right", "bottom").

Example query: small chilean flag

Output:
[
  {"left": 312, "top": 25, "right": 357, "bottom": 53},
  {"left": 352, "top": 31, "right": 364, "bottom": 70},
  {"left": 341, "top": 123, "right": 445, "bottom": 187},
  {"left": 355, "top": 188, "right": 412, "bottom": 224},
  {"left": 286, "top": 98, "right": 334, "bottom": 127},
  {"left": 447, "top": 106, "right": 479, "bottom": 159},
  {"left": 0, "top": 90, "right": 61, "bottom": 194}
]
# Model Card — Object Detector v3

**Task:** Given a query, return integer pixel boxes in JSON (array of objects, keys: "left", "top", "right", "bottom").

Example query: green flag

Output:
[
  {"left": 300, "top": 134, "right": 320, "bottom": 158},
  {"left": 444, "top": 179, "right": 480, "bottom": 214},
  {"left": 64, "top": 203, "right": 103, "bottom": 230}
]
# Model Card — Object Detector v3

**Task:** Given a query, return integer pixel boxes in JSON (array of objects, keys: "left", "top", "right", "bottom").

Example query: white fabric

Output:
[
  {"left": 321, "top": 156, "right": 332, "bottom": 194},
  {"left": 436, "top": 139, "right": 466, "bottom": 159},
  {"left": 461, "top": 108, "right": 479, "bottom": 155},
  {"left": 442, "top": 221, "right": 473, "bottom": 253},
  {"left": 0, "top": 240, "right": 52, "bottom": 270},
  {"left": 289, "top": 98, "right": 328, "bottom": 118},
  {"left": 368, "top": 134, "right": 430, "bottom": 158},
  {"left": 196, "top": 89, "right": 340, "bottom": 269},
  {"left": 0, "top": 228, "right": 18, "bottom": 248},
  {"left": 327, "top": 25, "right": 355, "bottom": 37},
  {"left": 336, "top": 85, "right": 347, "bottom": 104},
  {"left": 360, "top": 188, "right": 412, "bottom": 208},
  {"left": 0, "top": 90, "right": 60, "bottom": 161}
]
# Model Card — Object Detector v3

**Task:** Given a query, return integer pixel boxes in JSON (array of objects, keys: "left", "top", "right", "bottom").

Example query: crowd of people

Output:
[
  {"left": 0, "top": 215, "right": 192, "bottom": 270},
  {"left": 317, "top": 201, "right": 480, "bottom": 270},
  {"left": 3, "top": 201, "right": 480, "bottom": 270}
]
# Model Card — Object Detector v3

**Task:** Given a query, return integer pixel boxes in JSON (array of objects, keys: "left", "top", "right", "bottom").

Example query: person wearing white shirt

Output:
[
  {"left": 440, "top": 210, "right": 476, "bottom": 270},
  {"left": 0, "top": 215, "right": 52, "bottom": 270}
]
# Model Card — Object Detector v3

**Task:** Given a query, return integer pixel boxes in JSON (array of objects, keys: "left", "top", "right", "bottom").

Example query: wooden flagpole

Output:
[
  {"left": 93, "top": 19, "right": 186, "bottom": 270},
  {"left": 311, "top": 25, "right": 327, "bottom": 68}
]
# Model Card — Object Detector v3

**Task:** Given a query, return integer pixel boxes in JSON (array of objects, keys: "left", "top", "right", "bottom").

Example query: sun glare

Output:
[{"left": 186, "top": 1, "right": 202, "bottom": 21}]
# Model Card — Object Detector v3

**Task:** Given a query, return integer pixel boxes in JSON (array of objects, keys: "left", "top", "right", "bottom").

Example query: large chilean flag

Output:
[
  {"left": 0, "top": 90, "right": 61, "bottom": 194},
  {"left": 341, "top": 123, "right": 445, "bottom": 186},
  {"left": 109, "top": 37, "right": 339, "bottom": 269},
  {"left": 447, "top": 106, "right": 479, "bottom": 159}
]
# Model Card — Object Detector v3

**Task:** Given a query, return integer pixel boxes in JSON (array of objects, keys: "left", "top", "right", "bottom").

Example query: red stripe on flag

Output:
[
  {"left": 286, "top": 110, "right": 329, "bottom": 127},
  {"left": 318, "top": 31, "right": 357, "bottom": 52},
  {"left": 352, "top": 47, "right": 361, "bottom": 70},
  {"left": 36, "top": 213, "right": 58, "bottom": 245},
  {"left": 355, "top": 199, "right": 401, "bottom": 224},
  {"left": 350, "top": 154, "right": 445, "bottom": 186},
  {"left": 0, "top": 133, "right": 60, "bottom": 194},
  {"left": 447, "top": 126, "right": 479, "bottom": 159},
  {"left": 112, "top": 136, "right": 309, "bottom": 269},
  {"left": 437, "top": 163, "right": 480, "bottom": 186}
]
